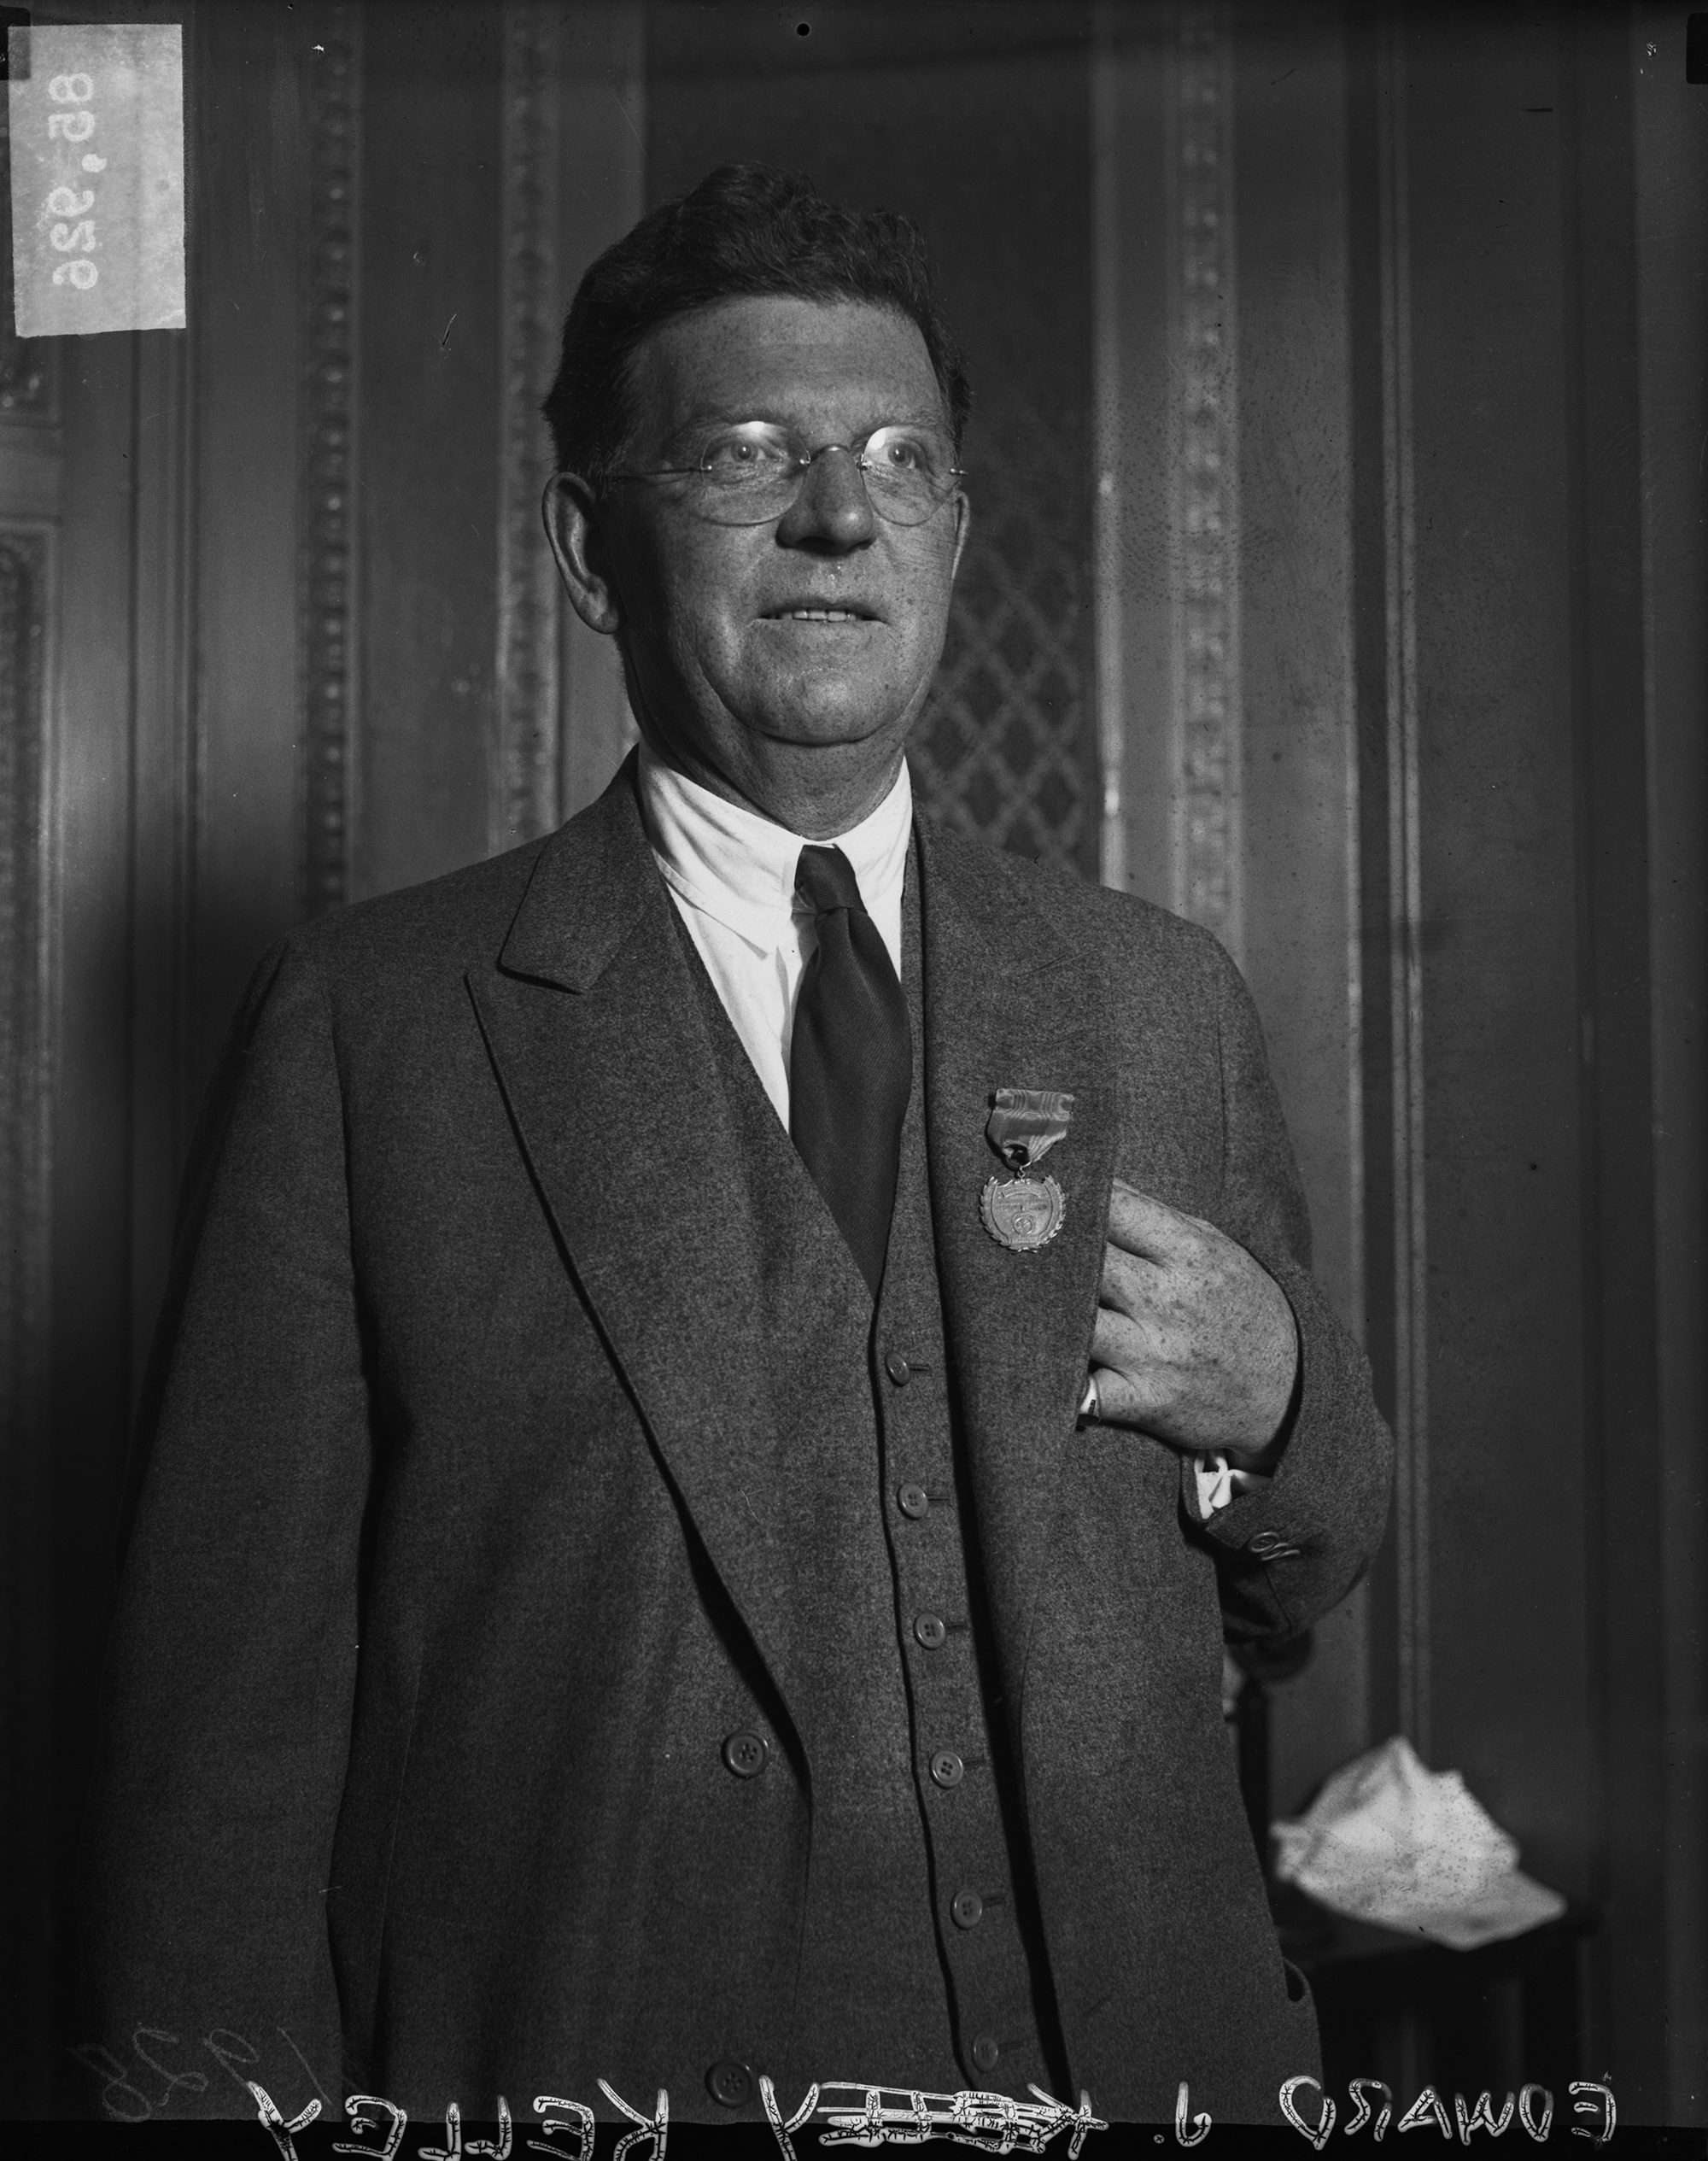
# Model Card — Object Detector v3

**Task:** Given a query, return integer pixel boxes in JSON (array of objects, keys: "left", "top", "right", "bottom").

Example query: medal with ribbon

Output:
[{"left": 980, "top": 1087, "right": 1074, "bottom": 1252}]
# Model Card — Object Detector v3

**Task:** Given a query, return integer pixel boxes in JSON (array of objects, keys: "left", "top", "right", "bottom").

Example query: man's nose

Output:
[{"left": 775, "top": 445, "right": 877, "bottom": 549}]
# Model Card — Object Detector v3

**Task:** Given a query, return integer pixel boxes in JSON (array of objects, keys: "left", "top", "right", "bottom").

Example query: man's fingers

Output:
[
  {"left": 1090, "top": 1303, "right": 1166, "bottom": 1382},
  {"left": 1085, "top": 1358, "right": 1173, "bottom": 1439},
  {"left": 1090, "top": 1304, "right": 1128, "bottom": 1371},
  {"left": 1105, "top": 1178, "right": 1196, "bottom": 1262},
  {"left": 1099, "top": 1237, "right": 1162, "bottom": 1316}
]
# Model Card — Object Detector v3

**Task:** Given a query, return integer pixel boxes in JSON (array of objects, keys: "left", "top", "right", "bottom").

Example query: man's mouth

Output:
[{"left": 762, "top": 605, "right": 880, "bottom": 624}]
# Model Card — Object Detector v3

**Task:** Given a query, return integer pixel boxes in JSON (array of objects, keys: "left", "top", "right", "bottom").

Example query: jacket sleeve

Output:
[
  {"left": 77, "top": 936, "right": 370, "bottom": 2119},
  {"left": 1180, "top": 934, "right": 1394, "bottom": 1643}
]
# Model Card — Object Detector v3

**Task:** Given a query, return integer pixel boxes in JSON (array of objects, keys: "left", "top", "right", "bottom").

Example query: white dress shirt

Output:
[
  {"left": 636, "top": 741, "right": 911, "bottom": 1132},
  {"left": 635, "top": 742, "right": 1264, "bottom": 1517}
]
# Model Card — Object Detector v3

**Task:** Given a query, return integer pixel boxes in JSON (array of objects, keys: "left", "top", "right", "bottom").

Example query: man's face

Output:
[{"left": 592, "top": 294, "right": 968, "bottom": 802}]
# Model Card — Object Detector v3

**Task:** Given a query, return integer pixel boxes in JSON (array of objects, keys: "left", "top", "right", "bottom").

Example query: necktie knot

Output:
[{"left": 794, "top": 843, "right": 865, "bottom": 918}]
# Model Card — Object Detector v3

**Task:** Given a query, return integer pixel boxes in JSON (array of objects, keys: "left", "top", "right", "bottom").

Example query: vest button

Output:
[
  {"left": 972, "top": 2033, "right": 1001, "bottom": 2072},
  {"left": 951, "top": 1888, "right": 984, "bottom": 1929},
  {"left": 898, "top": 1482, "right": 929, "bottom": 1519},
  {"left": 705, "top": 2059, "right": 753, "bottom": 2107},
  {"left": 722, "top": 1731, "right": 769, "bottom": 1778},
  {"left": 885, "top": 1351, "right": 913, "bottom": 1386},
  {"left": 930, "top": 1749, "right": 964, "bottom": 1788},
  {"left": 914, "top": 1613, "right": 947, "bottom": 1649}
]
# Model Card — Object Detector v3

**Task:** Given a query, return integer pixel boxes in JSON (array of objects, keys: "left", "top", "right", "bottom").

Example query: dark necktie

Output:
[{"left": 789, "top": 844, "right": 912, "bottom": 1299}]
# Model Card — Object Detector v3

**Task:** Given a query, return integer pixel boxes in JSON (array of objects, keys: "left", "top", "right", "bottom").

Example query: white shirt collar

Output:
[{"left": 635, "top": 741, "right": 913, "bottom": 952}]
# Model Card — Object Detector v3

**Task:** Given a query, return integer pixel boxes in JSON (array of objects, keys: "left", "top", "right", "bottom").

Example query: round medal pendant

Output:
[{"left": 980, "top": 1172, "right": 1066, "bottom": 1252}]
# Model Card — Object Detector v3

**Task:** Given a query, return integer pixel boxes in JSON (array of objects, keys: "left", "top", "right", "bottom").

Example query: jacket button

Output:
[
  {"left": 722, "top": 1731, "right": 768, "bottom": 1778},
  {"left": 914, "top": 1613, "right": 947, "bottom": 1649},
  {"left": 972, "top": 2033, "right": 1000, "bottom": 2072},
  {"left": 951, "top": 1888, "right": 984, "bottom": 1929},
  {"left": 898, "top": 1483, "right": 929, "bottom": 1519},
  {"left": 705, "top": 2059, "right": 753, "bottom": 2107},
  {"left": 885, "top": 1351, "right": 913, "bottom": 1386},
  {"left": 1249, "top": 1531, "right": 1280, "bottom": 1555},
  {"left": 930, "top": 1749, "right": 964, "bottom": 1788}
]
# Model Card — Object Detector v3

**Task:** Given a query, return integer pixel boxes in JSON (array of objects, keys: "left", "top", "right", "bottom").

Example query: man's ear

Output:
[{"left": 543, "top": 472, "right": 622, "bottom": 635}]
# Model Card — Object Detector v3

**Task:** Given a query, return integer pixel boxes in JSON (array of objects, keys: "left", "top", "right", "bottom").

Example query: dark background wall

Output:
[{"left": 0, "top": 0, "right": 1699, "bottom": 2123}]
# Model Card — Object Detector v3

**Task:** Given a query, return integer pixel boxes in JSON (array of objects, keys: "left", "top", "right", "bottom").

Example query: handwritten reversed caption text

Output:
[{"left": 69, "top": 2027, "right": 1619, "bottom": 2152}]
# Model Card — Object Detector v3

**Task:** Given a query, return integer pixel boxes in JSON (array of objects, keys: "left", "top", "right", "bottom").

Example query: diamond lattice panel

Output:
[{"left": 910, "top": 425, "right": 1090, "bottom": 872}]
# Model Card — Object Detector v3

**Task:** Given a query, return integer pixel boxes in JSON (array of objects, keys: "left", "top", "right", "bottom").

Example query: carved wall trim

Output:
[
  {"left": 1090, "top": 29, "right": 1126, "bottom": 893},
  {"left": 494, "top": 0, "right": 564, "bottom": 853},
  {"left": 1377, "top": 12, "right": 1430, "bottom": 1758},
  {"left": 1167, "top": 5, "right": 1243, "bottom": 958},
  {"left": 0, "top": 103, "right": 58, "bottom": 427},
  {"left": 299, "top": 6, "right": 361, "bottom": 917},
  {"left": 0, "top": 309, "right": 56, "bottom": 426},
  {"left": 0, "top": 526, "right": 51, "bottom": 2095}
]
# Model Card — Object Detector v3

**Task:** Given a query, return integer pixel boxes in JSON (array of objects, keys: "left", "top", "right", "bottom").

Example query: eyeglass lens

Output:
[{"left": 687, "top": 421, "right": 957, "bottom": 527}]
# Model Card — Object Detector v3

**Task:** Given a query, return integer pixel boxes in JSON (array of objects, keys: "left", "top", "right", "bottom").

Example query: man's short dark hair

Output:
[{"left": 541, "top": 162, "right": 972, "bottom": 490}]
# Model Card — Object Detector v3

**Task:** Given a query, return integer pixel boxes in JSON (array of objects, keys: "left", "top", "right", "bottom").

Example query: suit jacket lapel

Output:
[
  {"left": 915, "top": 818, "right": 1119, "bottom": 1715},
  {"left": 466, "top": 761, "right": 810, "bottom": 1731}
]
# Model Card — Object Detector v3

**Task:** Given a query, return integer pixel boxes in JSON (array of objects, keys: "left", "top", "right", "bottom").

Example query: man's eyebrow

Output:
[
  {"left": 664, "top": 402, "right": 952, "bottom": 440},
  {"left": 670, "top": 401, "right": 756, "bottom": 430}
]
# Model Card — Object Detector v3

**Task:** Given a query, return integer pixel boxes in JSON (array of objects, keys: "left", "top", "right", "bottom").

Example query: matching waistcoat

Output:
[{"left": 676, "top": 852, "right": 1062, "bottom": 2103}]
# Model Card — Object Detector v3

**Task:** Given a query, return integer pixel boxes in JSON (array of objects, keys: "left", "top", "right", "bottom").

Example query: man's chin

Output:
[
  {"left": 742, "top": 665, "right": 937, "bottom": 752},
  {"left": 740, "top": 690, "right": 915, "bottom": 755}
]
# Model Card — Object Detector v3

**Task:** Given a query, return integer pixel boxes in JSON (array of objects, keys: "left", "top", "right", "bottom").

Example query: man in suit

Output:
[{"left": 82, "top": 164, "right": 1390, "bottom": 2129}]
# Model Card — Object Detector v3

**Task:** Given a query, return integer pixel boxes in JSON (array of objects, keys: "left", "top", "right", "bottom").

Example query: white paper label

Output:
[{"left": 8, "top": 23, "right": 185, "bottom": 337}]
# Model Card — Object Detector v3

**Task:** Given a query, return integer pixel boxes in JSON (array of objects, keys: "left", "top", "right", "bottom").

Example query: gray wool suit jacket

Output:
[{"left": 80, "top": 755, "right": 1392, "bottom": 2127}]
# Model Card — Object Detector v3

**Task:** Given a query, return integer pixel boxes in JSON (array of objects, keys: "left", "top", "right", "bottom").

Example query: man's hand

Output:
[{"left": 1088, "top": 1180, "right": 1300, "bottom": 1466}]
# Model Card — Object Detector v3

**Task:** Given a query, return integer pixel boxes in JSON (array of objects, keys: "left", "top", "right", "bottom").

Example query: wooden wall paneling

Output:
[
  {"left": 301, "top": 3, "right": 361, "bottom": 921},
  {"left": 494, "top": 0, "right": 562, "bottom": 852},
  {"left": 1348, "top": 0, "right": 1442, "bottom": 1790},
  {"left": 1167, "top": 5, "right": 1243, "bottom": 964},
  {"left": 1352, "top": 5, "right": 1689, "bottom": 2107},
  {"left": 1097, "top": 5, "right": 1370, "bottom": 1819},
  {"left": 1372, "top": 2, "right": 1430, "bottom": 1765},
  {"left": 192, "top": 0, "right": 310, "bottom": 1080},
  {"left": 498, "top": 0, "right": 646, "bottom": 836},
  {"left": 48, "top": 326, "right": 138, "bottom": 2117},
  {"left": 1229, "top": 3, "right": 1366, "bottom": 1817},
  {"left": 556, "top": 1, "right": 644, "bottom": 822},
  {"left": 1633, "top": 6, "right": 1708, "bottom": 2120},
  {"left": 1563, "top": 3, "right": 1670, "bottom": 2114},
  {"left": 126, "top": 326, "right": 192, "bottom": 1397},
  {"left": 1401, "top": 0, "right": 1597, "bottom": 1968},
  {"left": 0, "top": 530, "right": 53, "bottom": 2117},
  {"left": 0, "top": 84, "right": 60, "bottom": 2117},
  {"left": 1092, "top": 9, "right": 1171, "bottom": 911},
  {"left": 356, "top": 1, "right": 501, "bottom": 901},
  {"left": 1345, "top": 0, "right": 1403, "bottom": 1773}
]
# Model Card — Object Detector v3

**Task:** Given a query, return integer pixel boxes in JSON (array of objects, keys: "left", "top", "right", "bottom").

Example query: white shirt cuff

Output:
[{"left": 1194, "top": 1451, "right": 1271, "bottom": 1516}]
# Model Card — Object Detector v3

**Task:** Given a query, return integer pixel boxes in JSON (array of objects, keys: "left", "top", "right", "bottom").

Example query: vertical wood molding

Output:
[
  {"left": 0, "top": 524, "right": 52, "bottom": 2104},
  {"left": 1633, "top": 6, "right": 1708, "bottom": 2113},
  {"left": 494, "top": 0, "right": 564, "bottom": 853},
  {"left": 0, "top": 94, "right": 59, "bottom": 430},
  {"left": 1091, "top": 17, "right": 1126, "bottom": 893},
  {"left": 557, "top": 5, "right": 645, "bottom": 821},
  {"left": 0, "top": 263, "right": 58, "bottom": 425},
  {"left": 129, "top": 327, "right": 196, "bottom": 1394},
  {"left": 1376, "top": 9, "right": 1430, "bottom": 1759},
  {"left": 300, "top": 7, "right": 362, "bottom": 917},
  {"left": 1167, "top": 3, "right": 1243, "bottom": 962}
]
